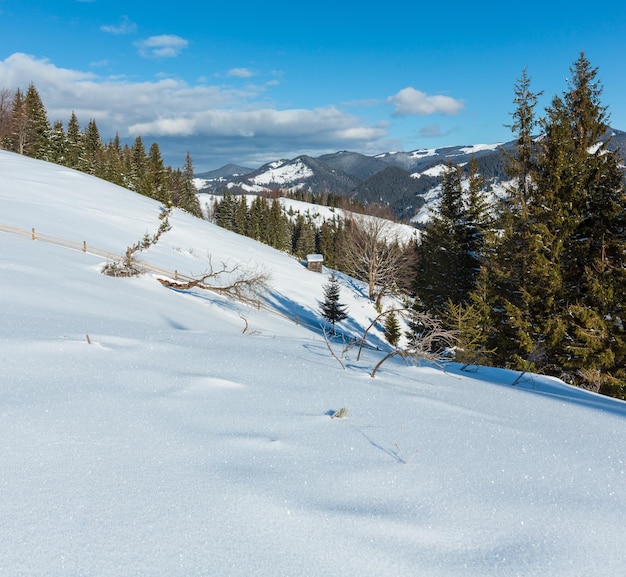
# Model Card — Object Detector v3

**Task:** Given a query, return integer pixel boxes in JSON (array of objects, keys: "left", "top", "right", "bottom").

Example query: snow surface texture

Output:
[{"left": 1, "top": 149, "right": 626, "bottom": 576}]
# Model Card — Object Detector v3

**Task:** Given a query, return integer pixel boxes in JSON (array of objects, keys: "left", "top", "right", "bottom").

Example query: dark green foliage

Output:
[
  {"left": 319, "top": 272, "right": 348, "bottom": 332},
  {"left": 82, "top": 119, "right": 104, "bottom": 176},
  {"left": 267, "top": 199, "right": 291, "bottom": 251},
  {"left": 23, "top": 84, "right": 50, "bottom": 160},
  {"left": 318, "top": 219, "right": 338, "bottom": 268},
  {"left": 384, "top": 310, "right": 402, "bottom": 347},
  {"left": 179, "top": 152, "right": 203, "bottom": 217},
  {"left": 293, "top": 214, "right": 316, "bottom": 259},
  {"left": 415, "top": 159, "right": 490, "bottom": 315},
  {"left": 478, "top": 54, "right": 626, "bottom": 394},
  {"left": 49, "top": 120, "right": 66, "bottom": 165},
  {"left": 65, "top": 111, "right": 82, "bottom": 169},
  {"left": 146, "top": 142, "right": 171, "bottom": 206}
]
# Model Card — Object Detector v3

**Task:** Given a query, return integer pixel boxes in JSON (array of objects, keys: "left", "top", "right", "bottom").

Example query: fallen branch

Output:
[{"left": 158, "top": 256, "right": 270, "bottom": 305}]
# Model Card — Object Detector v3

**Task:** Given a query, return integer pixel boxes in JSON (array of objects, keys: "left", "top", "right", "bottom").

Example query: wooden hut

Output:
[{"left": 306, "top": 253, "right": 324, "bottom": 273}]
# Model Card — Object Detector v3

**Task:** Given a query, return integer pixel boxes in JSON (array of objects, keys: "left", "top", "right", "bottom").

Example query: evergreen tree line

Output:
[
  {"left": 210, "top": 192, "right": 347, "bottom": 267},
  {"left": 415, "top": 54, "right": 626, "bottom": 398},
  {"left": 0, "top": 83, "right": 202, "bottom": 217}
]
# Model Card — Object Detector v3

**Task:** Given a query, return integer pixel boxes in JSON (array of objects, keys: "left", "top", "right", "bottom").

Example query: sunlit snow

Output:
[
  {"left": 1, "top": 150, "right": 626, "bottom": 577},
  {"left": 251, "top": 160, "right": 314, "bottom": 186}
]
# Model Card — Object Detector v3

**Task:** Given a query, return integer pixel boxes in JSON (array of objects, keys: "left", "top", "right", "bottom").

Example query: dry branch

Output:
[{"left": 158, "top": 257, "right": 270, "bottom": 305}]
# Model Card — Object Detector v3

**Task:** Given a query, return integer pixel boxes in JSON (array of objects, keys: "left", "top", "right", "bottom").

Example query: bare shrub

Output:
[
  {"left": 370, "top": 312, "right": 456, "bottom": 378},
  {"left": 101, "top": 243, "right": 144, "bottom": 277}
]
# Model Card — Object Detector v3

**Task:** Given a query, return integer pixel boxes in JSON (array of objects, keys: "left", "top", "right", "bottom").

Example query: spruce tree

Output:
[
  {"left": 83, "top": 119, "right": 104, "bottom": 176},
  {"left": 129, "top": 136, "right": 147, "bottom": 195},
  {"left": 49, "top": 120, "right": 66, "bottom": 165},
  {"left": 233, "top": 195, "right": 249, "bottom": 236},
  {"left": 216, "top": 192, "right": 236, "bottom": 230},
  {"left": 65, "top": 111, "right": 82, "bottom": 170},
  {"left": 318, "top": 220, "right": 337, "bottom": 268},
  {"left": 481, "top": 67, "right": 563, "bottom": 371},
  {"left": 540, "top": 54, "right": 626, "bottom": 392},
  {"left": 248, "top": 196, "right": 269, "bottom": 242},
  {"left": 483, "top": 55, "right": 626, "bottom": 394},
  {"left": 319, "top": 272, "right": 348, "bottom": 333},
  {"left": 23, "top": 83, "right": 50, "bottom": 160},
  {"left": 179, "top": 152, "right": 202, "bottom": 217},
  {"left": 416, "top": 160, "right": 488, "bottom": 315},
  {"left": 294, "top": 214, "right": 316, "bottom": 259},
  {"left": 267, "top": 199, "right": 291, "bottom": 251},
  {"left": 146, "top": 142, "right": 170, "bottom": 206},
  {"left": 384, "top": 310, "right": 402, "bottom": 347}
]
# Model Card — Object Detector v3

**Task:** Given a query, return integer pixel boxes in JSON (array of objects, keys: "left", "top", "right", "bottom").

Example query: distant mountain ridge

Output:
[{"left": 195, "top": 129, "right": 626, "bottom": 222}]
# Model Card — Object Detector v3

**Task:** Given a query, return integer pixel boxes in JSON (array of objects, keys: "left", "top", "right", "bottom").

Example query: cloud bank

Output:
[{"left": 0, "top": 53, "right": 465, "bottom": 169}]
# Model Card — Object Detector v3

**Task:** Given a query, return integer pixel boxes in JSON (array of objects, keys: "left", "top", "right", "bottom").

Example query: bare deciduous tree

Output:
[
  {"left": 0, "top": 88, "right": 14, "bottom": 146},
  {"left": 337, "top": 214, "right": 414, "bottom": 309}
]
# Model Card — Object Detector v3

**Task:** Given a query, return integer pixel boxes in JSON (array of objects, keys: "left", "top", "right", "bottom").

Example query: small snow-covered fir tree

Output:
[{"left": 319, "top": 272, "right": 348, "bottom": 333}]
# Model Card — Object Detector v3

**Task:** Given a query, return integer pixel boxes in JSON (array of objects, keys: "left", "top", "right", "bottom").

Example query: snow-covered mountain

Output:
[
  {"left": 3, "top": 149, "right": 626, "bottom": 577},
  {"left": 195, "top": 129, "right": 626, "bottom": 223},
  {"left": 194, "top": 142, "right": 507, "bottom": 199}
]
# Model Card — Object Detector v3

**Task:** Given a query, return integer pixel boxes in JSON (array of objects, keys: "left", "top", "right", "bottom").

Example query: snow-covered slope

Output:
[{"left": 2, "top": 150, "right": 626, "bottom": 577}]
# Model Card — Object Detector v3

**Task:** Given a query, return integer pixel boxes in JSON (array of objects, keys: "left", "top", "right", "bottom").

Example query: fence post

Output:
[
  {"left": 83, "top": 241, "right": 87, "bottom": 252},
  {"left": 31, "top": 228, "right": 36, "bottom": 240}
]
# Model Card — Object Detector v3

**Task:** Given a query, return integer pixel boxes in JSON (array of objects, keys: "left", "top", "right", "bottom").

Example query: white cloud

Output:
[
  {"left": 227, "top": 68, "right": 253, "bottom": 78},
  {"left": 135, "top": 35, "right": 189, "bottom": 58},
  {"left": 0, "top": 53, "right": 386, "bottom": 165},
  {"left": 0, "top": 53, "right": 96, "bottom": 88},
  {"left": 388, "top": 87, "right": 464, "bottom": 116},
  {"left": 101, "top": 16, "right": 137, "bottom": 35}
]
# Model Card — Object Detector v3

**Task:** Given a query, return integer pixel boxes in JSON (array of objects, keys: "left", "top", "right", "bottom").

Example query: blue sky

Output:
[{"left": 1, "top": 0, "right": 625, "bottom": 172}]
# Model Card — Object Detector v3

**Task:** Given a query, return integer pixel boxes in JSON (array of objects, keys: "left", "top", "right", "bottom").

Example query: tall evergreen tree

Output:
[
  {"left": 103, "top": 133, "right": 125, "bottom": 187},
  {"left": 83, "top": 118, "right": 104, "bottom": 176},
  {"left": 540, "top": 54, "right": 626, "bottom": 392},
  {"left": 483, "top": 68, "right": 559, "bottom": 370},
  {"left": 65, "top": 111, "right": 82, "bottom": 170},
  {"left": 129, "top": 136, "right": 147, "bottom": 195},
  {"left": 318, "top": 219, "right": 337, "bottom": 268},
  {"left": 216, "top": 192, "right": 236, "bottom": 230},
  {"left": 178, "top": 152, "right": 202, "bottom": 217},
  {"left": 146, "top": 142, "right": 171, "bottom": 206},
  {"left": 267, "top": 199, "right": 291, "bottom": 251},
  {"left": 23, "top": 83, "right": 50, "bottom": 160},
  {"left": 416, "top": 161, "right": 487, "bottom": 315},
  {"left": 294, "top": 214, "right": 316, "bottom": 259},
  {"left": 233, "top": 195, "right": 249, "bottom": 236},
  {"left": 482, "top": 55, "right": 626, "bottom": 394},
  {"left": 248, "top": 196, "right": 268, "bottom": 242},
  {"left": 49, "top": 120, "right": 66, "bottom": 165},
  {"left": 503, "top": 67, "right": 542, "bottom": 216}
]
